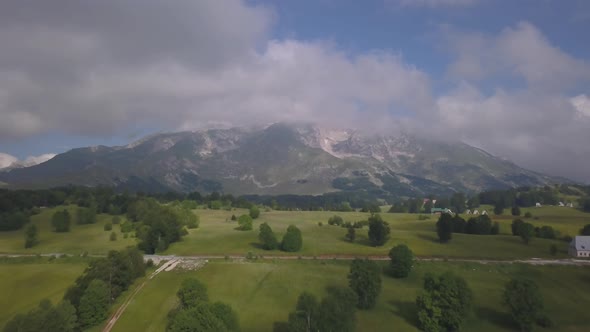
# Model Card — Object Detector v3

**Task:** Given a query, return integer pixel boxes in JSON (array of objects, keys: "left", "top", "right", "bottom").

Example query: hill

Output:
[{"left": 0, "top": 123, "right": 567, "bottom": 197}]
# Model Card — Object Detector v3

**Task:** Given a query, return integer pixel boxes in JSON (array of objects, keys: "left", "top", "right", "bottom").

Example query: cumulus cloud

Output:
[{"left": 0, "top": 152, "right": 54, "bottom": 169}]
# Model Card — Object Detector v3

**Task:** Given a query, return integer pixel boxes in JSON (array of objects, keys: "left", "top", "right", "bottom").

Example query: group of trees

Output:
[
  {"left": 436, "top": 214, "right": 500, "bottom": 243},
  {"left": 51, "top": 209, "right": 71, "bottom": 232},
  {"left": 258, "top": 223, "right": 303, "bottom": 252},
  {"left": 167, "top": 278, "right": 239, "bottom": 331},
  {"left": 511, "top": 219, "right": 558, "bottom": 244},
  {"left": 274, "top": 287, "right": 358, "bottom": 332},
  {"left": 275, "top": 258, "right": 383, "bottom": 332},
  {"left": 3, "top": 299, "right": 77, "bottom": 332}
]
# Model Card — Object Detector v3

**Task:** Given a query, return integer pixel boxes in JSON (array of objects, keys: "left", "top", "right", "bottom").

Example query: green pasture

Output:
[
  {"left": 0, "top": 259, "right": 86, "bottom": 328},
  {"left": 113, "top": 260, "right": 590, "bottom": 332},
  {"left": 165, "top": 207, "right": 590, "bottom": 259},
  {"left": 0, "top": 206, "right": 137, "bottom": 255}
]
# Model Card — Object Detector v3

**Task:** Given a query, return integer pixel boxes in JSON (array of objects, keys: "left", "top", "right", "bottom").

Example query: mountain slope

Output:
[{"left": 0, "top": 123, "right": 566, "bottom": 197}]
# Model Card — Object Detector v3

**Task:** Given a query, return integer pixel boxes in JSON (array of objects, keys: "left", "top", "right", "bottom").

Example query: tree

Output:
[
  {"left": 345, "top": 226, "right": 356, "bottom": 242},
  {"left": 281, "top": 225, "right": 303, "bottom": 252},
  {"left": 237, "top": 214, "right": 253, "bottom": 231},
  {"left": 511, "top": 206, "right": 521, "bottom": 216},
  {"left": 76, "top": 206, "right": 97, "bottom": 224},
  {"left": 493, "top": 202, "right": 504, "bottom": 215},
  {"left": 249, "top": 205, "right": 260, "bottom": 219},
  {"left": 51, "top": 209, "right": 71, "bottom": 232},
  {"left": 348, "top": 259, "right": 382, "bottom": 309},
  {"left": 3, "top": 300, "right": 77, "bottom": 332},
  {"left": 209, "top": 302, "right": 240, "bottom": 331},
  {"left": 503, "top": 278, "right": 548, "bottom": 332},
  {"left": 285, "top": 292, "right": 320, "bottom": 332},
  {"left": 259, "top": 222, "right": 278, "bottom": 250},
  {"left": 436, "top": 214, "right": 453, "bottom": 243},
  {"left": 580, "top": 224, "right": 590, "bottom": 235},
  {"left": 368, "top": 214, "right": 390, "bottom": 247},
  {"left": 109, "top": 231, "right": 117, "bottom": 241},
  {"left": 177, "top": 278, "right": 209, "bottom": 309},
  {"left": 78, "top": 279, "right": 110, "bottom": 328},
  {"left": 416, "top": 272, "right": 472, "bottom": 332},
  {"left": 451, "top": 215, "right": 466, "bottom": 233},
  {"left": 549, "top": 244, "right": 558, "bottom": 255},
  {"left": 24, "top": 223, "right": 38, "bottom": 248},
  {"left": 230, "top": 214, "right": 237, "bottom": 221},
  {"left": 537, "top": 226, "right": 556, "bottom": 239},
  {"left": 104, "top": 222, "right": 112, "bottom": 231},
  {"left": 168, "top": 303, "right": 228, "bottom": 332},
  {"left": 388, "top": 244, "right": 414, "bottom": 278},
  {"left": 520, "top": 222, "right": 535, "bottom": 245},
  {"left": 511, "top": 219, "right": 525, "bottom": 236},
  {"left": 524, "top": 211, "right": 533, "bottom": 218},
  {"left": 491, "top": 222, "right": 500, "bottom": 235},
  {"left": 316, "top": 287, "right": 357, "bottom": 332}
]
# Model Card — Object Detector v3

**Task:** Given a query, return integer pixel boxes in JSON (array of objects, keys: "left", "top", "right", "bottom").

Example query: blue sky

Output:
[{"left": 0, "top": 0, "right": 589, "bottom": 181}]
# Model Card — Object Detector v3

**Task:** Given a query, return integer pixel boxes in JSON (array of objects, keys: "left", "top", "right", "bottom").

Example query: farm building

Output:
[{"left": 569, "top": 236, "right": 590, "bottom": 258}]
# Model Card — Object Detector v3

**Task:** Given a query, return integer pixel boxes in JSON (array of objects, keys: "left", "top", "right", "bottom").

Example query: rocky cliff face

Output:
[{"left": 0, "top": 123, "right": 565, "bottom": 196}]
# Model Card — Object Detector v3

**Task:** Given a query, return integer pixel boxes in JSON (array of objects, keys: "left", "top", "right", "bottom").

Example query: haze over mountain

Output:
[{"left": 0, "top": 123, "right": 565, "bottom": 197}]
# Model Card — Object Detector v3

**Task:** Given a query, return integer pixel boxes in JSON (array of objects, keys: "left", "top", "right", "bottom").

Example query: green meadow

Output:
[
  {"left": 0, "top": 258, "right": 86, "bottom": 328},
  {"left": 164, "top": 206, "right": 590, "bottom": 259},
  {"left": 0, "top": 205, "right": 137, "bottom": 255},
  {"left": 112, "top": 260, "right": 590, "bottom": 332}
]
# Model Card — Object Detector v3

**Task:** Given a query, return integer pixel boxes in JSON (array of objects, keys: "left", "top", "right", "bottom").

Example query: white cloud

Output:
[
  {"left": 0, "top": 153, "right": 18, "bottom": 169},
  {"left": 571, "top": 94, "right": 590, "bottom": 117},
  {"left": 392, "top": 0, "right": 480, "bottom": 8},
  {"left": 23, "top": 154, "right": 56, "bottom": 166},
  {"left": 444, "top": 22, "right": 590, "bottom": 90}
]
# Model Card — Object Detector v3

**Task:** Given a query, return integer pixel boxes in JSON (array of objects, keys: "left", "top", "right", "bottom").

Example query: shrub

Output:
[
  {"left": 388, "top": 244, "right": 414, "bottom": 278},
  {"left": 328, "top": 215, "right": 343, "bottom": 226},
  {"left": 237, "top": 214, "right": 253, "bottom": 231},
  {"left": 104, "top": 222, "right": 112, "bottom": 231},
  {"left": 110, "top": 232, "right": 117, "bottom": 241}
]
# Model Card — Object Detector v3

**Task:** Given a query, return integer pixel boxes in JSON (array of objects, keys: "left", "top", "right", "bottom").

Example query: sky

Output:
[{"left": 0, "top": 0, "right": 589, "bottom": 182}]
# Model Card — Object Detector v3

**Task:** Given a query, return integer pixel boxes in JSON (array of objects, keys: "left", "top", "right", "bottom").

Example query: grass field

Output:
[
  {"left": 0, "top": 205, "right": 137, "bottom": 255},
  {"left": 113, "top": 259, "right": 590, "bottom": 332},
  {"left": 0, "top": 258, "right": 85, "bottom": 328},
  {"left": 0, "top": 205, "right": 588, "bottom": 260},
  {"left": 164, "top": 206, "right": 590, "bottom": 259}
]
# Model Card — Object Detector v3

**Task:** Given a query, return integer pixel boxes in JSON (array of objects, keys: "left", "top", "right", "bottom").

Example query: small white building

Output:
[
  {"left": 473, "top": 209, "right": 479, "bottom": 215},
  {"left": 559, "top": 202, "right": 565, "bottom": 207},
  {"left": 569, "top": 236, "right": 590, "bottom": 258},
  {"left": 567, "top": 203, "right": 574, "bottom": 208},
  {"left": 465, "top": 209, "right": 472, "bottom": 215},
  {"left": 481, "top": 210, "right": 488, "bottom": 215},
  {"left": 535, "top": 202, "right": 542, "bottom": 207}
]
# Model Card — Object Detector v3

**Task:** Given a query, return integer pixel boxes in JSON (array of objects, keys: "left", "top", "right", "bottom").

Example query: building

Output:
[
  {"left": 536, "top": 202, "right": 542, "bottom": 207},
  {"left": 431, "top": 208, "right": 453, "bottom": 215},
  {"left": 559, "top": 202, "right": 565, "bottom": 207},
  {"left": 569, "top": 236, "right": 590, "bottom": 258}
]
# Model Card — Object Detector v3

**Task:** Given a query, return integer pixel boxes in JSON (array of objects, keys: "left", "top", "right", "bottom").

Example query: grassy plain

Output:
[
  {"left": 0, "top": 205, "right": 137, "bottom": 255},
  {"left": 113, "top": 259, "right": 590, "bottom": 332},
  {"left": 0, "top": 258, "right": 85, "bottom": 328},
  {"left": 165, "top": 206, "right": 590, "bottom": 259}
]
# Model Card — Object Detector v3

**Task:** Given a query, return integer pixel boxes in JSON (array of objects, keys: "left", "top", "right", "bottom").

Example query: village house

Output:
[
  {"left": 431, "top": 208, "right": 453, "bottom": 215},
  {"left": 569, "top": 236, "right": 590, "bottom": 258}
]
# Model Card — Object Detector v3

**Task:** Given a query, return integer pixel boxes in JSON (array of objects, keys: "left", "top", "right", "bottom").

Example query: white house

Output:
[
  {"left": 473, "top": 209, "right": 479, "bottom": 215},
  {"left": 465, "top": 209, "right": 472, "bottom": 215},
  {"left": 481, "top": 210, "right": 488, "bottom": 215},
  {"left": 535, "top": 202, "right": 542, "bottom": 207},
  {"left": 559, "top": 202, "right": 565, "bottom": 207},
  {"left": 569, "top": 236, "right": 590, "bottom": 258}
]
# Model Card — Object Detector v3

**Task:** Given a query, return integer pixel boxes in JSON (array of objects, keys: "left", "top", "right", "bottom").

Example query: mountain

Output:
[
  {"left": 0, "top": 123, "right": 566, "bottom": 197},
  {"left": 0, "top": 153, "right": 57, "bottom": 172}
]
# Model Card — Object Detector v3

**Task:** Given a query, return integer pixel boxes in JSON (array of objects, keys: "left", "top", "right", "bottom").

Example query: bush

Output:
[
  {"left": 146, "top": 259, "right": 154, "bottom": 268},
  {"left": 524, "top": 212, "right": 533, "bottom": 218},
  {"left": 318, "top": 221, "right": 323, "bottom": 227},
  {"left": 249, "top": 206, "right": 260, "bottom": 219},
  {"left": 110, "top": 232, "right": 117, "bottom": 241},
  {"left": 549, "top": 244, "right": 558, "bottom": 255},
  {"left": 281, "top": 225, "right": 303, "bottom": 252},
  {"left": 388, "top": 244, "right": 414, "bottom": 278},
  {"left": 511, "top": 206, "right": 521, "bottom": 216},
  {"left": 230, "top": 214, "right": 237, "bottom": 221},
  {"left": 418, "top": 214, "right": 430, "bottom": 220},
  {"left": 348, "top": 259, "right": 381, "bottom": 309},
  {"left": 237, "top": 214, "right": 253, "bottom": 231},
  {"left": 104, "top": 222, "right": 112, "bottom": 231},
  {"left": 328, "top": 215, "right": 343, "bottom": 226},
  {"left": 345, "top": 227, "right": 356, "bottom": 242},
  {"left": 259, "top": 222, "right": 278, "bottom": 250},
  {"left": 112, "top": 216, "right": 121, "bottom": 224}
]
